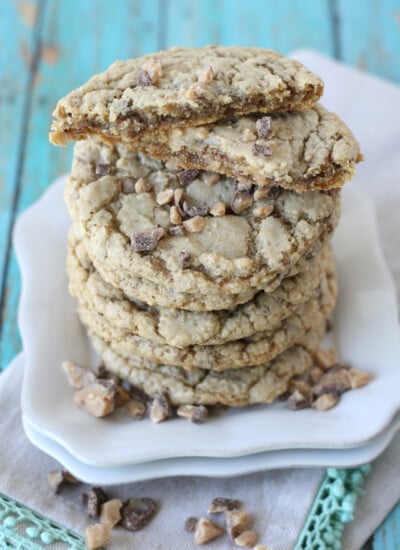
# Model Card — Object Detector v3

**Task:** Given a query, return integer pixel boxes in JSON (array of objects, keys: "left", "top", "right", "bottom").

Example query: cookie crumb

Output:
[
  {"left": 252, "top": 143, "right": 272, "bottom": 157},
  {"left": 253, "top": 204, "right": 273, "bottom": 219},
  {"left": 48, "top": 470, "right": 78, "bottom": 493},
  {"left": 177, "top": 404, "right": 208, "bottom": 423},
  {"left": 194, "top": 518, "right": 224, "bottom": 544},
  {"left": 120, "top": 497, "right": 158, "bottom": 531},
  {"left": 125, "top": 401, "right": 147, "bottom": 420},
  {"left": 131, "top": 226, "right": 165, "bottom": 252},
  {"left": 150, "top": 392, "right": 173, "bottom": 423},
  {"left": 208, "top": 497, "right": 241, "bottom": 514},
  {"left": 100, "top": 498, "right": 122, "bottom": 528},
  {"left": 312, "top": 393, "right": 339, "bottom": 411},
  {"left": 255, "top": 116, "right": 272, "bottom": 138},
  {"left": 210, "top": 200, "right": 226, "bottom": 217},
  {"left": 183, "top": 216, "right": 205, "bottom": 233},
  {"left": 234, "top": 530, "right": 258, "bottom": 547},
  {"left": 85, "top": 523, "right": 111, "bottom": 550},
  {"left": 224, "top": 509, "right": 249, "bottom": 540},
  {"left": 134, "top": 177, "right": 152, "bottom": 194}
]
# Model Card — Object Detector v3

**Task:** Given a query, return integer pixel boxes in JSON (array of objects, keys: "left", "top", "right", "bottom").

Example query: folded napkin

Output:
[{"left": 1, "top": 51, "right": 400, "bottom": 549}]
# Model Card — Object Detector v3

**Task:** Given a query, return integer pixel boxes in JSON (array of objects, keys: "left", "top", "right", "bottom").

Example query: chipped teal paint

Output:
[{"left": 1, "top": 1, "right": 399, "bottom": 548}]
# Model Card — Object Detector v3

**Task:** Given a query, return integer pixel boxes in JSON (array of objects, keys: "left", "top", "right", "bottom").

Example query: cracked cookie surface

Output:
[
  {"left": 66, "top": 138, "right": 340, "bottom": 309},
  {"left": 68, "top": 237, "right": 333, "bottom": 348},
  {"left": 50, "top": 46, "right": 323, "bottom": 146}
]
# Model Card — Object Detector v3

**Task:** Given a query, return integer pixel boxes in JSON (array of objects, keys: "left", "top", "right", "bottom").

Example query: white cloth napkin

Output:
[{"left": 1, "top": 51, "right": 400, "bottom": 549}]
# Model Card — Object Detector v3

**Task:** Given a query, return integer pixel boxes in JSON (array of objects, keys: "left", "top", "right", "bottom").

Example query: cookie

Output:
[
  {"left": 50, "top": 46, "right": 323, "bottom": 146},
  {"left": 66, "top": 138, "right": 340, "bottom": 307},
  {"left": 68, "top": 237, "right": 332, "bottom": 348},
  {"left": 89, "top": 331, "right": 325, "bottom": 407},
  {"left": 76, "top": 262, "right": 336, "bottom": 371},
  {"left": 132, "top": 104, "right": 361, "bottom": 192}
]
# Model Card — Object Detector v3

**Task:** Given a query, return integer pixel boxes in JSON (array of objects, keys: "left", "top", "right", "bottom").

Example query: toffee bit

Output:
[
  {"left": 138, "top": 59, "right": 162, "bottom": 86},
  {"left": 231, "top": 190, "right": 253, "bottom": 214},
  {"left": 313, "top": 348, "right": 338, "bottom": 370},
  {"left": 95, "top": 163, "right": 110, "bottom": 176},
  {"left": 254, "top": 188, "right": 269, "bottom": 200},
  {"left": 100, "top": 498, "right": 123, "bottom": 528},
  {"left": 169, "top": 225, "right": 185, "bottom": 237},
  {"left": 242, "top": 128, "right": 257, "bottom": 142},
  {"left": 73, "top": 381, "right": 116, "bottom": 417},
  {"left": 194, "top": 518, "right": 224, "bottom": 544},
  {"left": 312, "top": 367, "right": 351, "bottom": 397},
  {"left": 156, "top": 189, "right": 174, "bottom": 205},
  {"left": 255, "top": 116, "right": 272, "bottom": 138},
  {"left": 178, "top": 169, "right": 200, "bottom": 185},
  {"left": 177, "top": 404, "right": 208, "bottom": 423},
  {"left": 134, "top": 177, "right": 152, "bottom": 194},
  {"left": 235, "top": 530, "right": 259, "bottom": 548},
  {"left": 209, "top": 200, "right": 226, "bottom": 217},
  {"left": 48, "top": 469, "right": 78, "bottom": 494},
  {"left": 198, "top": 65, "right": 214, "bottom": 83},
  {"left": 125, "top": 401, "right": 147, "bottom": 420},
  {"left": 309, "top": 366, "right": 324, "bottom": 385},
  {"left": 170, "top": 205, "right": 182, "bottom": 225},
  {"left": 286, "top": 389, "right": 311, "bottom": 410},
  {"left": 131, "top": 226, "right": 165, "bottom": 252},
  {"left": 150, "top": 392, "right": 173, "bottom": 423},
  {"left": 208, "top": 497, "right": 241, "bottom": 514},
  {"left": 178, "top": 251, "right": 192, "bottom": 269},
  {"left": 85, "top": 524, "right": 111, "bottom": 550},
  {"left": 185, "top": 516, "right": 198, "bottom": 532},
  {"left": 252, "top": 143, "right": 272, "bottom": 157},
  {"left": 62, "top": 360, "right": 95, "bottom": 390},
  {"left": 183, "top": 216, "right": 205, "bottom": 233},
  {"left": 82, "top": 487, "right": 109, "bottom": 518},
  {"left": 253, "top": 204, "right": 273, "bottom": 219},
  {"left": 120, "top": 497, "right": 158, "bottom": 531},
  {"left": 347, "top": 368, "right": 372, "bottom": 389},
  {"left": 312, "top": 393, "right": 339, "bottom": 411},
  {"left": 182, "top": 201, "right": 209, "bottom": 217},
  {"left": 224, "top": 509, "right": 249, "bottom": 540}
]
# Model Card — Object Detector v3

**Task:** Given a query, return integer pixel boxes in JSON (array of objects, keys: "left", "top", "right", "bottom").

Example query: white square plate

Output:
[{"left": 15, "top": 176, "right": 400, "bottom": 467}]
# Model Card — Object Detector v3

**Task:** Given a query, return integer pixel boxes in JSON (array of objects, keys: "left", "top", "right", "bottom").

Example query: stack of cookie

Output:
[{"left": 50, "top": 47, "right": 361, "bottom": 408}]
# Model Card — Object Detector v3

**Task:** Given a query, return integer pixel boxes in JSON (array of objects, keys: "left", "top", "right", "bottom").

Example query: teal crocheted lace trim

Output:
[
  {"left": 0, "top": 465, "right": 370, "bottom": 549},
  {"left": 295, "top": 464, "right": 371, "bottom": 550}
]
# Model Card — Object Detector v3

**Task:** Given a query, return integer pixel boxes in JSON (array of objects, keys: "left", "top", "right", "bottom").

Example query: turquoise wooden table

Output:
[{"left": 1, "top": 1, "right": 399, "bottom": 548}]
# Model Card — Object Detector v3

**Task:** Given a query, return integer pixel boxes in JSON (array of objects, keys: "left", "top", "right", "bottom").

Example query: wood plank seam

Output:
[
  {"left": 328, "top": 0, "right": 343, "bottom": 60},
  {"left": 0, "top": 0, "right": 47, "bottom": 337}
]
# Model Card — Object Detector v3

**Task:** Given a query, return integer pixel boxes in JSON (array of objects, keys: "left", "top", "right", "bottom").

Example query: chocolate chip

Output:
[
  {"left": 131, "top": 227, "right": 165, "bottom": 252},
  {"left": 177, "top": 404, "right": 208, "bottom": 423},
  {"left": 178, "top": 251, "right": 191, "bottom": 269},
  {"left": 120, "top": 497, "right": 158, "bottom": 531},
  {"left": 82, "top": 487, "right": 109, "bottom": 518},
  {"left": 178, "top": 169, "right": 200, "bottom": 185},
  {"left": 182, "top": 201, "right": 209, "bottom": 217},
  {"left": 185, "top": 517, "right": 198, "bottom": 532},
  {"left": 255, "top": 116, "right": 272, "bottom": 138},
  {"left": 121, "top": 177, "right": 136, "bottom": 194},
  {"left": 95, "top": 163, "right": 110, "bottom": 176},
  {"left": 208, "top": 497, "right": 241, "bottom": 514},
  {"left": 252, "top": 143, "right": 272, "bottom": 157}
]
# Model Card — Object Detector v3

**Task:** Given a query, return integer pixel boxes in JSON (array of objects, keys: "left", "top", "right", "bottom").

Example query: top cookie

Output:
[{"left": 49, "top": 46, "right": 323, "bottom": 146}]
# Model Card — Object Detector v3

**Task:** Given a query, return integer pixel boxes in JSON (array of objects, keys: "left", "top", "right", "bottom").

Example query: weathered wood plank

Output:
[
  {"left": 338, "top": 0, "right": 400, "bottom": 84},
  {"left": 165, "top": 0, "right": 335, "bottom": 55},
  {"left": 0, "top": 0, "right": 42, "bottom": 370},
  {"left": 373, "top": 502, "right": 400, "bottom": 550},
  {"left": 0, "top": 0, "right": 160, "bottom": 369}
]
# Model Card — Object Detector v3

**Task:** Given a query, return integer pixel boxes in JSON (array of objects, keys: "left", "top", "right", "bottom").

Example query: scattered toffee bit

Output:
[
  {"left": 150, "top": 392, "right": 173, "bottom": 423},
  {"left": 253, "top": 204, "right": 273, "bottom": 219},
  {"left": 288, "top": 379, "right": 312, "bottom": 400},
  {"left": 48, "top": 469, "right": 78, "bottom": 493},
  {"left": 312, "top": 366, "right": 351, "bottom": 397},
  {"left": 114, "top": 385, "right": 131, "bottom": 407},
  {"left": 309, "top": 366, "right": 324, "bottom": 385},
  {"left": 209, "top": 200, "right": 226, "bottom": 217},
  {"left": 208, "top": 497, "right": 241, "bottom": 514},
  {"left": 125, "top": 400, "right": 147, "bottom": 420},
  {"left": 224, "top": 509, "right": 249, "bottom": 540},
  {"left": 287, "top": 389, "right": 311, "bottom": 410},
  {"left": 186, "top": 82, "right": 202, "bottom": 99},
  {"left": 121, "top": 177, "right": 136, "bottom": 194},
  {"left": 182, "top": 200, "right": 209, "bottom": 217},
  {"left": 120, "top": 497, "right": 158, "bottom": 531},
  {"left": 178, "top": 251, "right": 192, "bottom": 269},
  {"left": 313, "top": 348, "right": 338, "bottom": 370},
  {"left": 82, "top": 487, "right": 109, "bottom": 518},
  {"left": 185, "top": 516, "right": 198, "bottom": 532},
  {"left": 235, "top": 530, "right": 259, "bottom": 548},
  {"left": 95, "top": 163, "right": 110, "bottom": 176},
  {"left": 203, "top": 172, "right": 220, "bottom": 185},
  {"left": 198, "top": 65, "right": 214, "bottom": 83},
  {"left": 100, "top": 498, "right": 123, "bottom": 528},
  {"left": 170, "top": 205, "right": 182, "bottom": 225},
  {"left": 242, "top": 128, "right": 257, "bottom": 142},
  {"left": 169, "top": 225, "right": 185, "bottom": 237},
  {"left": 178, "top": 169, "right": 200, "bottom": 185},
  {"left": 138, "top": 59, "right": 162, "bottom": 86},
  {"left": 131, "top": 226, "right": 165, "bottom": 252},
  {"left": 255, "top": 116, "right": 272, "bottom": 138},
  {"left": 312, "top": 393, "right": 339, "bottom": 411},
  {"left": 252, "top": 143, "right": 272, "bottom": 157},
  {"left": 348, "top": 368, "right": 372, "bottom": 389},
  {"left": 156, "top": 188, "right": 174, "bottom": 205},
  {"left": 231, "top": 190, "right": 253, "bottom": 214},
  {"left": 254, "top": 187, "right": 269, "bottom": 200},
  {"left": 85, "top": 523, "right": 111, "bottom": 550},
  {"left": 194, "top": 518, "right": 224, "bottom": 545},
  {"left": 73, "top": 381, "right": 116, "bottom": 417},
  {"left": 183, "top": 215, "right": 205, "bottom": 233},
  {"left": 177, "top": 404, "right": 208, "bottom": 423},
  {"left": 135, "top": 177, "right": 152, "bottom": 194},
  {"left": 62, "top": 360, "right": 95, "bottom": 389}
]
